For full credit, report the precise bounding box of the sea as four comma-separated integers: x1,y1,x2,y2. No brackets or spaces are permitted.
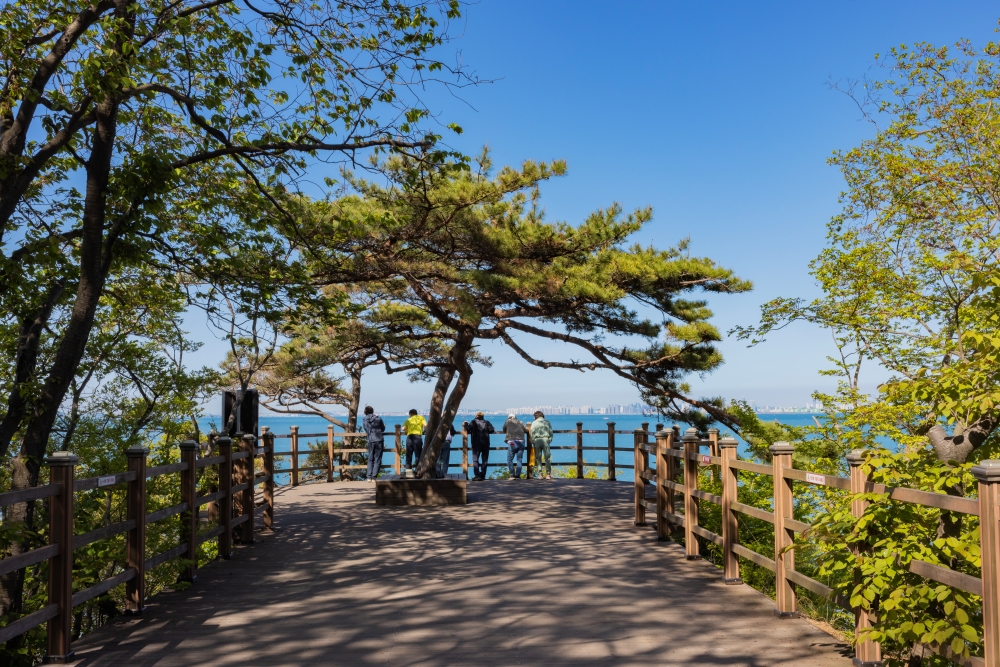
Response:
199,412,821,485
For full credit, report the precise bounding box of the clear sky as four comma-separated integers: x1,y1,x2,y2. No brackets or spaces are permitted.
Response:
189,1,1000,412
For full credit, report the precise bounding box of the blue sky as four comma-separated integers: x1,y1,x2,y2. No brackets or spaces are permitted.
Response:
191,1,1000,411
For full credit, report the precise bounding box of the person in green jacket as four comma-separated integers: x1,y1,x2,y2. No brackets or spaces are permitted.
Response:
529,411,554,480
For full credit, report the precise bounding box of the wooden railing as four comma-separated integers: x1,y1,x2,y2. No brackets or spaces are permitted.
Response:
634,427,1000,667
0,429,277,662
276,421,643,484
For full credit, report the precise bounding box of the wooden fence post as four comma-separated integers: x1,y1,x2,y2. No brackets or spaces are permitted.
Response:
707,428,719,481
682,428,700,559
664,428,677,536
218,435,233,559
394,425,403,475
327,425,335,482
655,429,669,541
847,450,881,665
241,434,255,544
290,426,299,487
262,427,274,530
770,441,796,617
461,429,468,478
973,459,1000,667
576,422,584,479
719,436,741,584
634,430,646,525
45,451,77,663
125,446,148,615
526,430,533,479
180,440,198,581
607,422,616,481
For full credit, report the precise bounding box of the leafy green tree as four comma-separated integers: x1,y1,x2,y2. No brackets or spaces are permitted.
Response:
0,0,466,482
737,33,1000,665
298,151,750,478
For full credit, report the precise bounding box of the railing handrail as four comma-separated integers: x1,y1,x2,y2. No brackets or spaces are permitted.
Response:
634,429,996,667
0,432,276,656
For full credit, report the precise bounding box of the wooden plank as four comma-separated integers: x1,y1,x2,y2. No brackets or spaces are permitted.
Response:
732,501,774,523
232,482,250,494
195,489,226,507
728,459,773,476
0,543,59,578
0,484,60,507
639,470,656,482
662,510,686,527
690,524,724,546
232,451,251,461
146,462,188,478
145,502,189,525
196,524,226,545
732,543,776,572
196,455,226,469
144,543,188,570
781,467,851,490
74,471,137,491
0,604,58,644
641,498,657,511
73,520,135,549
786,517,812,534
253,474,270,486
908,559,983,596
71,568,136,607
664,448,683,459
691,488,722,505
871,485,981,516
662,478,684,493
232,514,250,527
786,568,834,597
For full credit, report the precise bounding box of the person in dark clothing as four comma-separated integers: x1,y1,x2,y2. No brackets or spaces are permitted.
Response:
466,411,495,480
361,406,386,482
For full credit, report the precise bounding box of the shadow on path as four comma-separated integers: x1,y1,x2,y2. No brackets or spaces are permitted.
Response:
70,480,853,666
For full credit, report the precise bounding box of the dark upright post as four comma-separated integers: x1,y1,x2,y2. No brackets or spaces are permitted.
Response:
179,440,198,581
290,426,299,486
633,430,646,526
45,452,77,664
218,435,233,559
262,427,274,530
607,422,616,481
576,422,584,479
241,434,256,544
125,446,148,614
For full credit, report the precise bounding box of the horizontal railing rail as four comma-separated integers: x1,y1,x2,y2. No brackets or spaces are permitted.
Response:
0,429,277,660
274,421,651,484
633,427,999,667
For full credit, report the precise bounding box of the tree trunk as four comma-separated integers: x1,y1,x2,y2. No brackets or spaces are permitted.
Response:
0,278,66,457
1,0,134,639
416,333,473,479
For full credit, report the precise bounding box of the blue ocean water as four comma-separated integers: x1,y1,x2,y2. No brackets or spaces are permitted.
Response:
199,412,826,484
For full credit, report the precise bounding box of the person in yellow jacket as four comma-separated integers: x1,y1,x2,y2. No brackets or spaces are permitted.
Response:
403,409,426,471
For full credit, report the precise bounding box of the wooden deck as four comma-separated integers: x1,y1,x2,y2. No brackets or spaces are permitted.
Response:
68,480,852,666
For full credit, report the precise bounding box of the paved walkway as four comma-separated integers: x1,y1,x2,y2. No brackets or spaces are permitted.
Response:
71,480,852,666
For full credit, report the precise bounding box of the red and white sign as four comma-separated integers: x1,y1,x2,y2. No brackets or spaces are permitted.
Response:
805,473,826,485
701,455,711,465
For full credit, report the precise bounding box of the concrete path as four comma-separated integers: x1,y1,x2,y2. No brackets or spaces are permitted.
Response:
70,480,853,666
